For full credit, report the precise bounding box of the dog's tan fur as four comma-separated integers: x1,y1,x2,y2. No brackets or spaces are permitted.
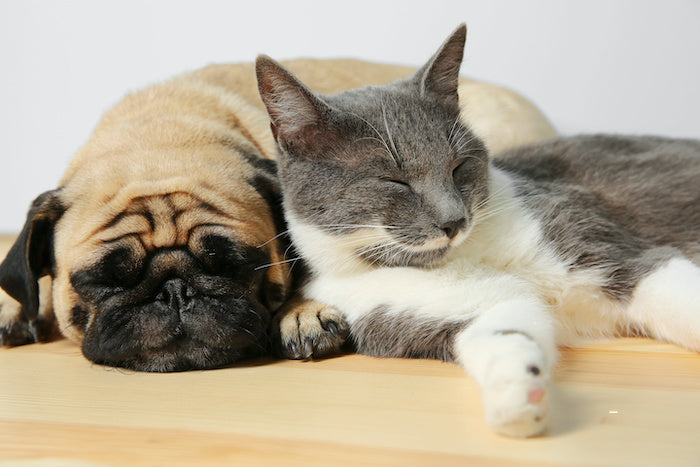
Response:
0,58,555,370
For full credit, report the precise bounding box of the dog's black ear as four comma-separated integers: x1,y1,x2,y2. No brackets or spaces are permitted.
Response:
0,189,65,320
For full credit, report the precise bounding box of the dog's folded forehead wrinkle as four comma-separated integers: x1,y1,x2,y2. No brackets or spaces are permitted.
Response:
87,191,250,249
146,196,178,249
71,175,235,218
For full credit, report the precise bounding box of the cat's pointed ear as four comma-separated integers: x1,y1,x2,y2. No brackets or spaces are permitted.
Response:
256,55,336,157
414,23,466,108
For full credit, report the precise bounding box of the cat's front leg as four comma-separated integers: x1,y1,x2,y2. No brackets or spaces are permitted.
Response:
455,298,557,438
271,296,350,359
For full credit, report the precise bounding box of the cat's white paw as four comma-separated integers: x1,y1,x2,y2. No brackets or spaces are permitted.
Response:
480,333,550,437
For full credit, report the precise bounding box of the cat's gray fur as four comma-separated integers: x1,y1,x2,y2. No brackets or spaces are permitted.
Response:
257,24,700,437
497,135,700,299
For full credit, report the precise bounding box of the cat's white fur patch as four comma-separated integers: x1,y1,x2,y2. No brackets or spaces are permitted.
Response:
286,221,387,275
626,257,700,351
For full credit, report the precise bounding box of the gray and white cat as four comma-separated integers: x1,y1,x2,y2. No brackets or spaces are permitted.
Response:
256,25,700,437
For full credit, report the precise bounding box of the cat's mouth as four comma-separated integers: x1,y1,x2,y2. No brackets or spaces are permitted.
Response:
357,244,449,268
356,228,468,268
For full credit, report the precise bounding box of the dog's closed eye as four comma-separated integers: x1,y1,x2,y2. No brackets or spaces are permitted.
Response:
196,234,268,282
101,246,144,288
198,235,244,273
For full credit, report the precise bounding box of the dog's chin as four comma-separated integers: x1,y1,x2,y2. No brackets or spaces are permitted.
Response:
93,334,262,372
79,295,271,372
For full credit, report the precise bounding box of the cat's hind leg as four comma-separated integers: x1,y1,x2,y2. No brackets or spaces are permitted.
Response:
455,298,557,437
625,256,700,352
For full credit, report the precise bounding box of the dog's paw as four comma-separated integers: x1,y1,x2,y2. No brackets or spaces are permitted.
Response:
272,298,349,359
0,290,55,346
481,334,550,438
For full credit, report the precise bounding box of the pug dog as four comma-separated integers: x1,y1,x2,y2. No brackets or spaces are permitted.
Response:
0,58,556,371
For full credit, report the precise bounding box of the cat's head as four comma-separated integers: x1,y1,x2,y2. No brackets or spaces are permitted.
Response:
256,24,489,269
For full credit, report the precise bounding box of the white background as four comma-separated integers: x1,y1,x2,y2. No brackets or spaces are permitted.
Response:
1,0,699,233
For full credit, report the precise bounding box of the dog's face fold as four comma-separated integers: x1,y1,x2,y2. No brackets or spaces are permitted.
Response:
1,172,290,371
63,190,286,372
70,230,273,372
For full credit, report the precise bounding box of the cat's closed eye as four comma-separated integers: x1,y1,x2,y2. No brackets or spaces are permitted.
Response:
452,156,483,181
381,178,411,190
452,160,470,181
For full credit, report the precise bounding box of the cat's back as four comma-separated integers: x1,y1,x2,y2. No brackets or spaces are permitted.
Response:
493,134,700,258
493,134,700,185
494,135,700,209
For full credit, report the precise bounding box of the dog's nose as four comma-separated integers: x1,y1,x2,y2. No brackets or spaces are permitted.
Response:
156,278,197,310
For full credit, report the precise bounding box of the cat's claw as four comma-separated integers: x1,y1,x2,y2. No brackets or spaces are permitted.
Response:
272,298,350,360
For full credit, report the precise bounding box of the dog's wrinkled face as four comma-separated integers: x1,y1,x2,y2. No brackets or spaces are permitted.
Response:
63,192,283,372
0,145,290,372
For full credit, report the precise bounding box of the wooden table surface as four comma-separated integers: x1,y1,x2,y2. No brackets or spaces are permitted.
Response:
1,236,699,466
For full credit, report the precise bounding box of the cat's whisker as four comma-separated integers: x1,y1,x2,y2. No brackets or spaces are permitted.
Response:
353,136,396,161
388,245,411,268
380,97,401,167
282,241,298,258
357,237,406,267
474,204,515,223
472,185,517,211
454,141,485,159
352,230,446,268
346,110,398,167
327,234,403,258
470,195,520,227
449,125,479,154
357,240,396,256
474,196,516,213
319,223,400,231
447,113,463,146
257,229,291,248
254,257,302,271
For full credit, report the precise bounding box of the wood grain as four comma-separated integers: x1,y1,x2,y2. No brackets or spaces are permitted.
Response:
1,236,699,466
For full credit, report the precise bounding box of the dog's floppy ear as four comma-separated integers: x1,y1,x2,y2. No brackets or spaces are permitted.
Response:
0,189,65,320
